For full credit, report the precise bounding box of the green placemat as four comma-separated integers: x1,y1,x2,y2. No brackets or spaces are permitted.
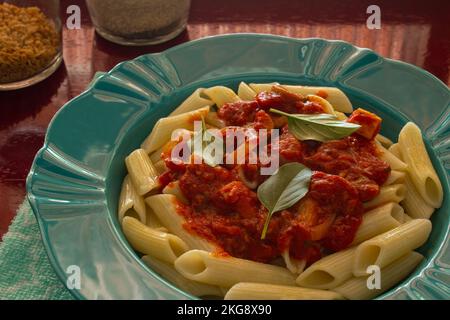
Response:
0,200,74,300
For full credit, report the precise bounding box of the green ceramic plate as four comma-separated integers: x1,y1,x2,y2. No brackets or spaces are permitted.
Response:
27,34,450,300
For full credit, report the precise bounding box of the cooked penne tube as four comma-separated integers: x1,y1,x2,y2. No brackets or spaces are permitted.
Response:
125,149,160,196
306,94,335,115
145,194,215,251
153,159,167,175
353,219,432,276
203,86,240,108
249,82,280,93
388,143,401,158
388,142,435,219
118,175,147,224
145,205,168,231
282,85,353,113
335,111,347,121
149,147,164,164
224,283,344,300
363,184,406,210
122,217,189,264
376,134,394,148
398,122,443,208
377,144,408,171
141,106,209,154
352,203,405,245
384,170,406,186
237,82,257,100
170,88,214,116
402,174,435,219
174,250,296,288
281,251,306,275
163,181,188,204
296,247,356,290
335,252,423,300
142,256,225,298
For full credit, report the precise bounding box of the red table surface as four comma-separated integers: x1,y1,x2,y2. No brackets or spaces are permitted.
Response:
0,0,449,238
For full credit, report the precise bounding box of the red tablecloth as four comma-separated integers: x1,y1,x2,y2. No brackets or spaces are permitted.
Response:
0,0,449,237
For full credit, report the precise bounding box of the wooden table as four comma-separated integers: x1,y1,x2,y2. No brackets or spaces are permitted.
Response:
0,0,449,237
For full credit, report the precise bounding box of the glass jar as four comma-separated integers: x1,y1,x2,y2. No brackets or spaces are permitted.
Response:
0,0,62,91
86,0,191,46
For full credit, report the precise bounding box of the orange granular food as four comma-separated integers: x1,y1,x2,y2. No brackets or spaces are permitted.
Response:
0,2,60,83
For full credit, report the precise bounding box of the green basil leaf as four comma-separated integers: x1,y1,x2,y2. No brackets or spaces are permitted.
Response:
257,163,312,239
270,108,361,142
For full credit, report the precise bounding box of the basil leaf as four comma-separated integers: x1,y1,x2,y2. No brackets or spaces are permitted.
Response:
270,108,360,142
257,163,312,239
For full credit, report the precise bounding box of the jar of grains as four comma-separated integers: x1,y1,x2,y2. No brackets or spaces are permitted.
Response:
0,0,62,90
86,0,191,46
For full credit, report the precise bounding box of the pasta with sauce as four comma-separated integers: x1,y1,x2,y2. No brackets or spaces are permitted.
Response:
118,83,443,300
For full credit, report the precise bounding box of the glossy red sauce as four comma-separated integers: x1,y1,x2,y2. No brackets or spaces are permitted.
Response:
278,127,390,201
160,86,390,265
177,166,362,263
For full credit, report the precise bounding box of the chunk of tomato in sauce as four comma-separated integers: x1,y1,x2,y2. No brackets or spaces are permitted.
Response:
347,108,382,140
302,136,390,201
217,101,259,126
321,214,362,252
256,86,324,114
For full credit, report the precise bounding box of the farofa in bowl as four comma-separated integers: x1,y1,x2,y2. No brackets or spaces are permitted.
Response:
0,2,60,84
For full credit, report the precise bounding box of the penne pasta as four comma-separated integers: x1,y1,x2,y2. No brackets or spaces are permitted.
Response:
163,181,188,204
363,184,406,210
353,219,432,276
282,85,353,113
402,174,435,219
145,194,215,251
398,122,443,208
334,252,423,300
153,159,168,175
142,256,225,298
145,205,168,231
125,149,160,196
376,134,394,148
203,86,240,108
170,88,214,116
377,143,408,171
306,94,336,115
296,247,357,290
388,143,401,158
335,111,347,121
237,82,257,100
141,106,209,154
352,203,405,245
118,175,147,224
281,251,306,275
174,250,296,288
384,170,406,186
149,148,163,164
225,283,344,300
249,82,280,93
122,216,189,264
389,141,435,219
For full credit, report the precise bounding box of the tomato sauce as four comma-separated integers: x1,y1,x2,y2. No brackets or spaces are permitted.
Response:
160,86,390,265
